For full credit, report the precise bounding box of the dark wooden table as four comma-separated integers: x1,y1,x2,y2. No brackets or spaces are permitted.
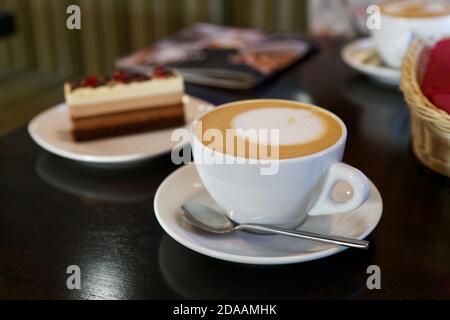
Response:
1,39,449,300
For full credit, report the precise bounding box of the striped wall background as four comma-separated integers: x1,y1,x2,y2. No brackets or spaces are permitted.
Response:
0,0,306,135
0,0,307,76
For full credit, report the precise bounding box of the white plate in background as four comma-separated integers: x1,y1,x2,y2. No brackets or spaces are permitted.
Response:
342,37,400,87
28,95,213,165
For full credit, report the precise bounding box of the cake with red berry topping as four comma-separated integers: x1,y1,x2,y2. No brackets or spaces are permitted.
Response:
64,68,185,141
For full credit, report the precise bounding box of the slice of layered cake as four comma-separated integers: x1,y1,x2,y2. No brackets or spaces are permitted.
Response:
65,68,185,141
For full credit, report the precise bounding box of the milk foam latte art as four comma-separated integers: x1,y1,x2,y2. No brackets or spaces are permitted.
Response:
194,100,342,162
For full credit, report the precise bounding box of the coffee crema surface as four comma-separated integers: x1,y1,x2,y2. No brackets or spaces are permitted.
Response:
195,100,342,159
380,1,450,18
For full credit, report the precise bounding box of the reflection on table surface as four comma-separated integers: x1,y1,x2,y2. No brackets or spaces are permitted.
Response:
158,234,368,299
35,153,155,204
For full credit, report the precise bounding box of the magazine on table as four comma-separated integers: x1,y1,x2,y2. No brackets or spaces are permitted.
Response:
116,23,317,89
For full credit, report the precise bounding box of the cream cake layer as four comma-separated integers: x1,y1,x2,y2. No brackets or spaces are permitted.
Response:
65,74,184,107
68,91,183,118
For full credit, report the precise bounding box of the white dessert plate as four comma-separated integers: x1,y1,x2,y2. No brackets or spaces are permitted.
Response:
28,95,213,164
154,164,383,265
341,37,400,87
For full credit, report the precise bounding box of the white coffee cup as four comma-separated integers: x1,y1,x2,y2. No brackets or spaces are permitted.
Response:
372,0,450,69
191,100,371,228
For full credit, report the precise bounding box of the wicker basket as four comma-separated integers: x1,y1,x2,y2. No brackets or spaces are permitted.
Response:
401,38,450,177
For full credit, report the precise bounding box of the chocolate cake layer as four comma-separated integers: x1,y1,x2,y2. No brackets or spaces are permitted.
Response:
71,103,184,141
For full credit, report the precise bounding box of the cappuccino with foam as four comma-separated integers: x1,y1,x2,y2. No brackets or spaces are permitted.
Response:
194,99,342,160
380,0,450,18
192,99,370,228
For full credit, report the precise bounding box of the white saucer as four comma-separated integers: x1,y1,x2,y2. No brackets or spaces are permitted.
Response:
154,164,383,265
28,95,213,164
341,37,400,87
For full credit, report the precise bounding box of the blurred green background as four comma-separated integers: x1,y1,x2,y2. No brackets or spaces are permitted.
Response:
0,0,307,136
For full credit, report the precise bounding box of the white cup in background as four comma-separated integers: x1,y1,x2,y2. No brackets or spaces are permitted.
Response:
372,0,450,69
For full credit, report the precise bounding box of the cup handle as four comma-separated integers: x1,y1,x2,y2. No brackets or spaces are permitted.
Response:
308,162,370,216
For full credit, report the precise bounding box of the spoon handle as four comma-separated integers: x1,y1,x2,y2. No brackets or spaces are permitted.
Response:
236,224,370,249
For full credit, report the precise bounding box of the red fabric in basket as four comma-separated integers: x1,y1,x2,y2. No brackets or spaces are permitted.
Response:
421,39,450,114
